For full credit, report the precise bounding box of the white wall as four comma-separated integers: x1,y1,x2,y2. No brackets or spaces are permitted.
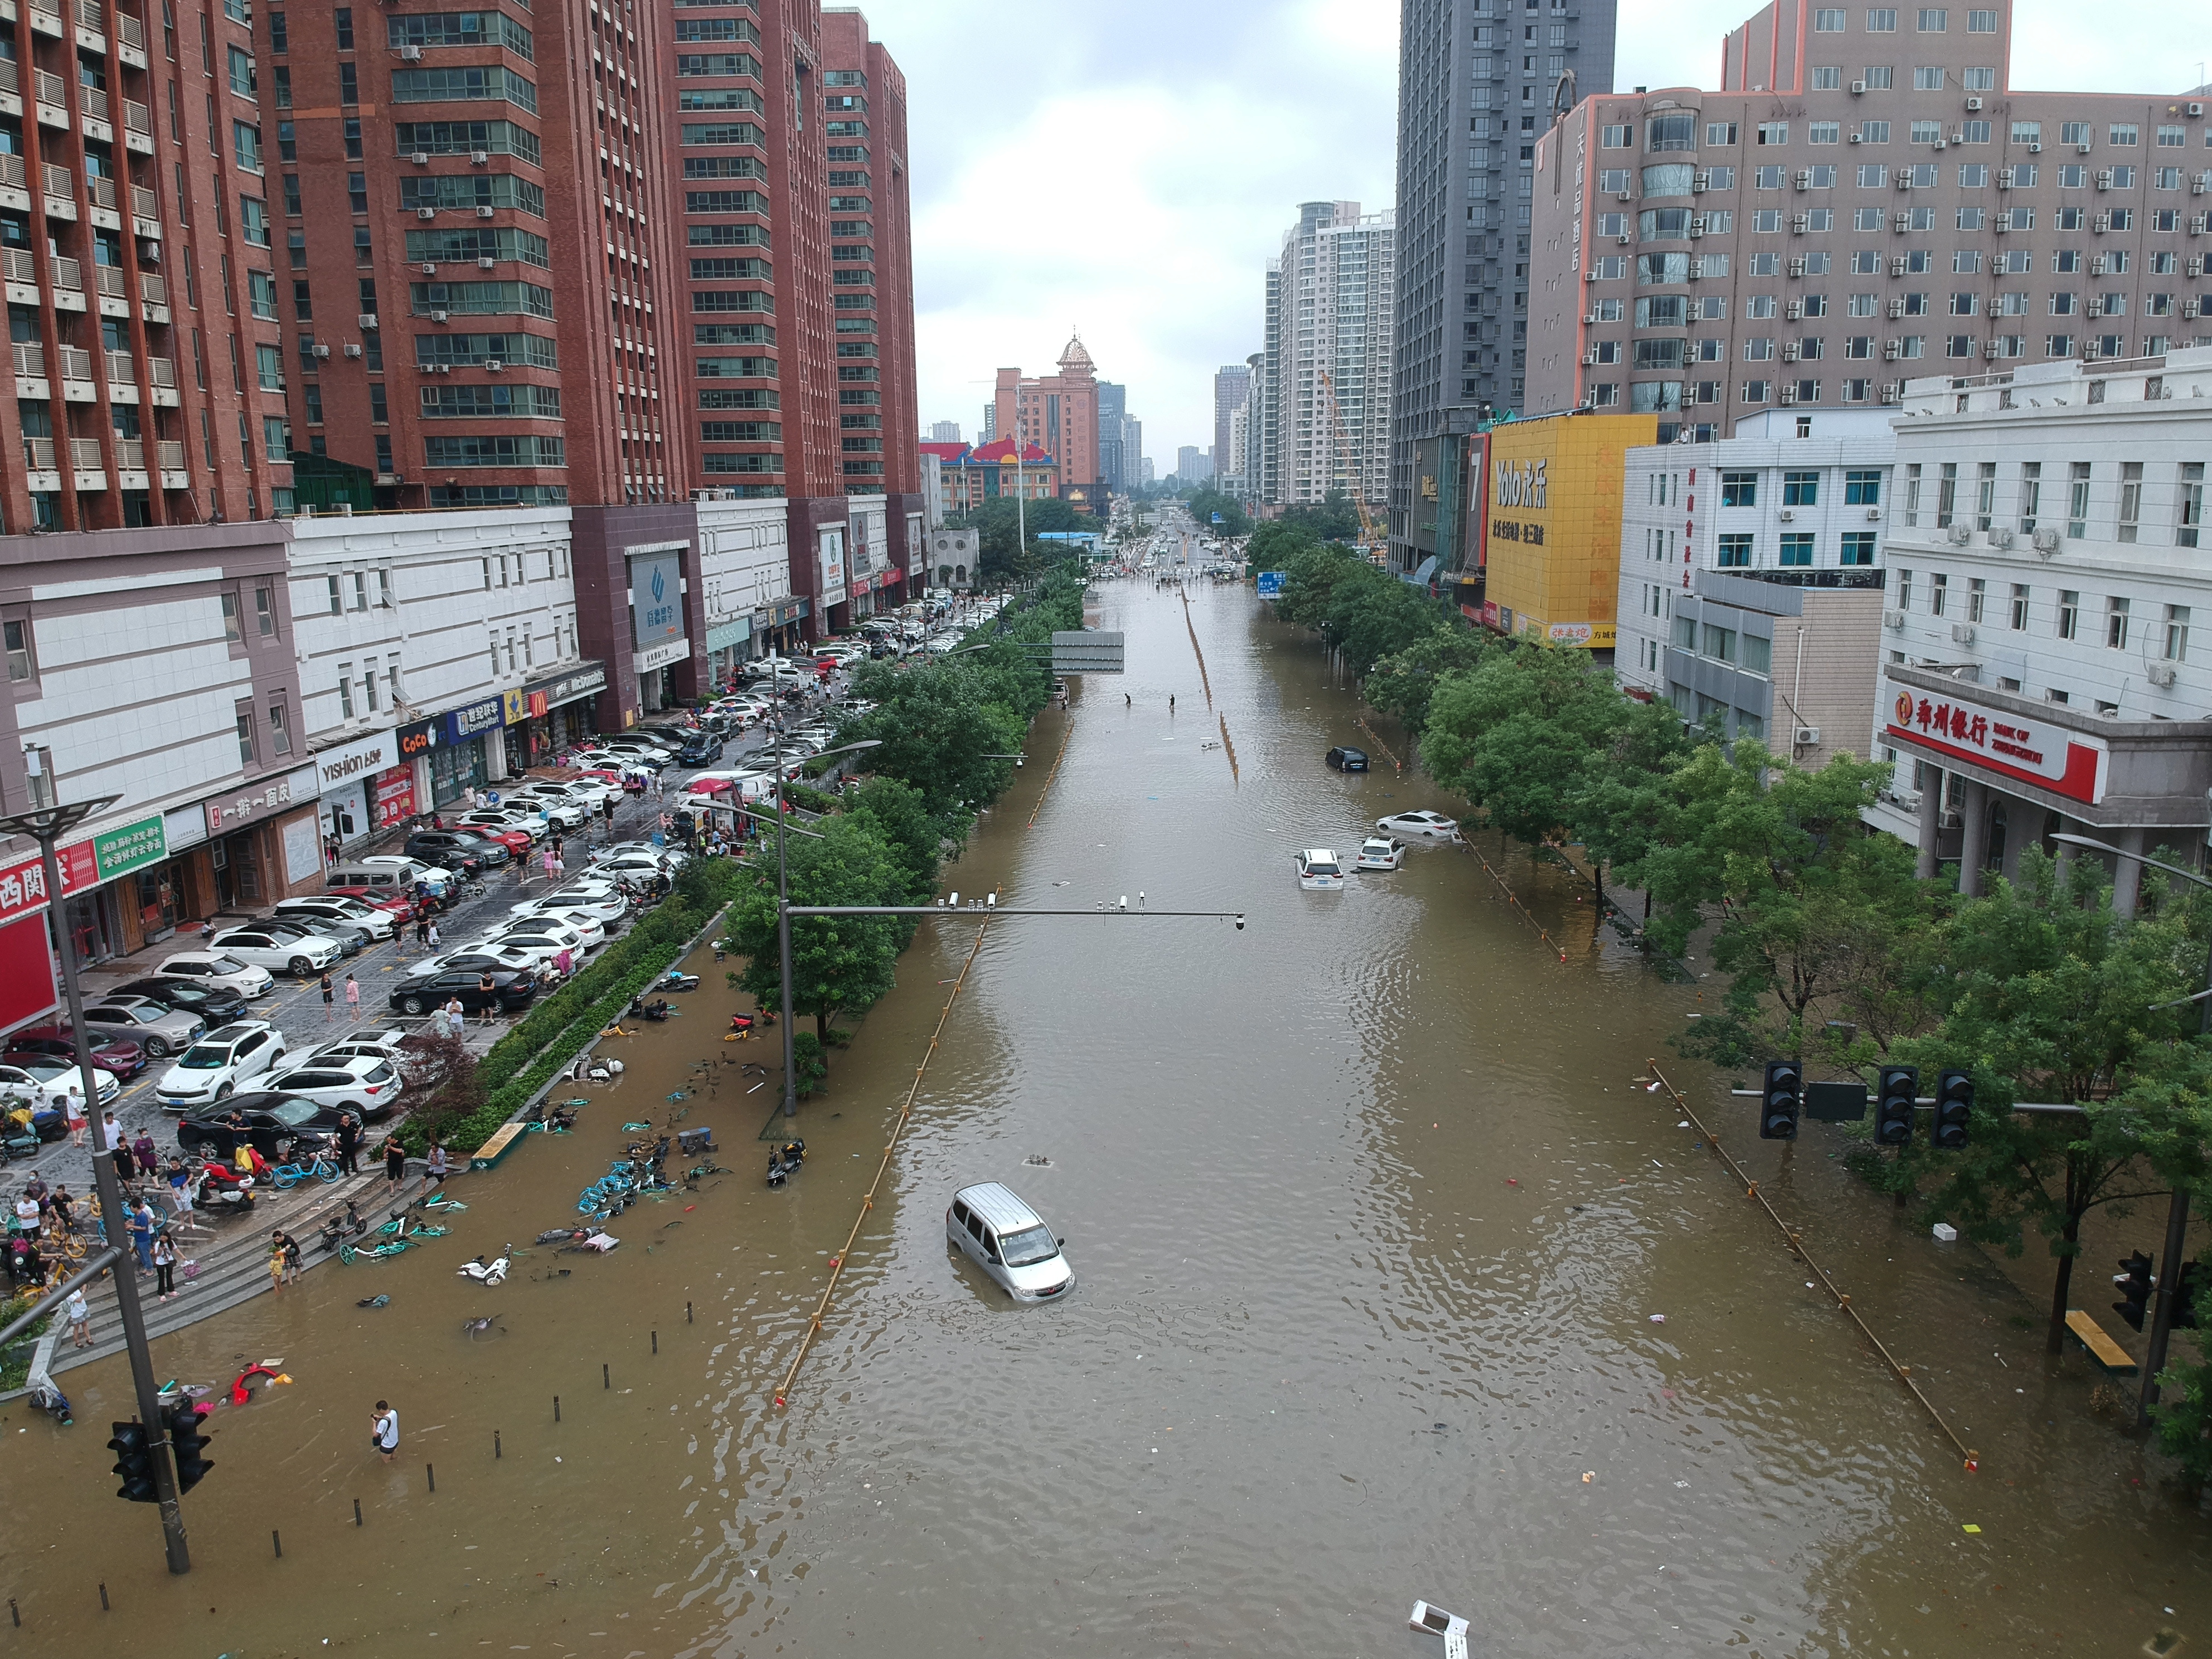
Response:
695,498,790,643
288,509,578,743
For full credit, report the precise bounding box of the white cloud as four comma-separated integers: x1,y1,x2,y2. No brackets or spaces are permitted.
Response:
867,0,2206,462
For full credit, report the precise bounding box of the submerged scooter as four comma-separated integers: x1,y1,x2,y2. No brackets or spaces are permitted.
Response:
457,1245,511,1286
765,1139,806,1189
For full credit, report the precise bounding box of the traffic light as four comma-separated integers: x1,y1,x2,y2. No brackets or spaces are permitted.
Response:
2173,1259,2204,1332
1932,1068,1974,1151
1875,1065,1919,1147
1760,1060,1802,1141
165,1400,213,1492
108,1420,157,1504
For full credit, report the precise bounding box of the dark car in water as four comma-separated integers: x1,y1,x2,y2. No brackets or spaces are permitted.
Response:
1326,746,1369,773
387,967,539,1017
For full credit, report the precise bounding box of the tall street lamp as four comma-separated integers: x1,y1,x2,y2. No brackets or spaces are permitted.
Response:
2050,830,2210,1433
0,790,192,1574
756,730,880,1117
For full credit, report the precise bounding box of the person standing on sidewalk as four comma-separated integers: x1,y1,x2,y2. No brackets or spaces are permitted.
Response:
477,971,499,1026
425,1140,449,1189
101,1112,132,1187
320,970,336,1022
444,994,465,1035
334,1112,363,1176
64,1084,88,1149
65,1286,91,1350
385,1136,407,1192
125,1197,156,1272
345,973,361,1022
412,910,430,954
151,1231,178,1301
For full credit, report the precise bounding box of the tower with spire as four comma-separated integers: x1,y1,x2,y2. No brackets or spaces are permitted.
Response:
991,335,1104,499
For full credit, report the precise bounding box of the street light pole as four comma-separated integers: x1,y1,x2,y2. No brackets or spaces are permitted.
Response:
2050,831,2209,1433
0,793,191,1574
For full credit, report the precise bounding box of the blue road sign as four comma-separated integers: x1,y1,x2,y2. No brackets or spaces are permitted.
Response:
1256,570,1286,599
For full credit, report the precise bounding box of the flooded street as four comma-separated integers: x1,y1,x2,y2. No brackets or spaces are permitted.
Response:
4,578,2208,1656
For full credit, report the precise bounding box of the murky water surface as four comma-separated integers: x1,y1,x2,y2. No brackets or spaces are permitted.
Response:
3,581,2206,1656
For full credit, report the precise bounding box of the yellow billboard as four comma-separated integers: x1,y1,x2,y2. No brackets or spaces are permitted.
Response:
1477,414,1658,652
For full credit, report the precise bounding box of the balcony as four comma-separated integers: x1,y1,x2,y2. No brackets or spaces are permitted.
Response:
12,340,46,395
85,171,119,228
0,59,19,118
156,438,186,485
122,97,151,153
70,436,107,486
43,162,76,220
129,183,159,236
105,346,137,399
0,152,25,213
0,245,33,305
21,436,57,474
27,1,63,39
80,84,108,123
47,252,85,311
139,269,168,322
34,68,67,130
147,353,176,404
56,345,94,400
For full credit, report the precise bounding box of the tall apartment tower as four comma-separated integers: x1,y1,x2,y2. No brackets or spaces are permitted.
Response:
0,0,303,533
1526,0,2212,434
1212,361,1250,486
993,338,1100,486
1259,201,1396,508
1097,380,1127,493
1239,350,1266,501
929,419,962,443
261,0,684,511
820,8,918,507
1386,0,1619,569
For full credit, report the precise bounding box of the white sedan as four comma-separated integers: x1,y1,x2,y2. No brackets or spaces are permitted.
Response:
514,889,629,925
208,925,345,976
502,909,608,951
1375,811,1461,841
0,1056,122,1110
156,951,275,1000
481,915,594,957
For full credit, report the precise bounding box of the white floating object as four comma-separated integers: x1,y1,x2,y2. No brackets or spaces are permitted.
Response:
1409,1601,1471,1659
1932,1222,1959,1243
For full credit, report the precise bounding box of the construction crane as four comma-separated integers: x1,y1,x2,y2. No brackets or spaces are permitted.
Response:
1317,367,1384,557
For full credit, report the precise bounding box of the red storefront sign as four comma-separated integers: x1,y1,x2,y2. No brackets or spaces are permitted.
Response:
0,840,99,925
373,764,418,830
1882,682,2109,805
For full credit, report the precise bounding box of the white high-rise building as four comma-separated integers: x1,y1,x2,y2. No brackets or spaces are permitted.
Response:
1260,201,1396,508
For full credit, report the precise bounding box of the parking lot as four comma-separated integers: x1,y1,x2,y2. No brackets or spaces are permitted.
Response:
1,658,877,1199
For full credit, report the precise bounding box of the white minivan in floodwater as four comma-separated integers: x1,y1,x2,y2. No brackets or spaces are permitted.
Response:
1296,848,1347,890
945,1183,1074,1302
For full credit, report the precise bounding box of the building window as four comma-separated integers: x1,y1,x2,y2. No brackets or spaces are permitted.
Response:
269,701,292,755
1929,572,1948,615
220,591,243,642
2057,589,2079,640
1779,533,1815,566
1935,460,1958,527
1966,577,1987,623
1843,469,1881,505
2180,463,2206,549
235,711,256,767
1975,460,1996,530
1782,469,1820,506
1721,470,1758,507
1718,533,1753,566
1895,567,1914,609
1840,532,1876,565
2010,584,2029,630
2018,461,2042,531
3,619,34,682
2067,461,2091,537
2114,461,2144,544
2164,605,2190,662
2107,596,2131,649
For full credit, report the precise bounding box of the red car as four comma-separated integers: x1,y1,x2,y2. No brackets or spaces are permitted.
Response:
5,1026,147,1080
322,886,416,918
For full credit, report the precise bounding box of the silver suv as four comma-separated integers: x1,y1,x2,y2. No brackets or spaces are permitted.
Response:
945,1183,1074,1301
77,995,206,1060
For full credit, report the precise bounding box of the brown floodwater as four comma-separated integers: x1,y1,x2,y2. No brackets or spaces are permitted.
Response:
3,579,2208,1657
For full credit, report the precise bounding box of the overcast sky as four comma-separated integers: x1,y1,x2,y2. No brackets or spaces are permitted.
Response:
853,0,2205,463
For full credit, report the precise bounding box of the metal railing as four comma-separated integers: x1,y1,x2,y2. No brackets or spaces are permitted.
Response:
156,439,184,470
147,355,174,386
129,183,158,220
21,437,55,470
11,342,45,379
69,436,104,469
42,163,73,201
1,246,34,284
0,61,18,98
124,98,151,135
139,271,166,305
118,12,146,50
76,0,106,27
0,154,24,192
85,173,115,209
115,437,143,468
48,254,82,292
80,85,108,123
56,345,93,381
95,264,124,297
35,69,67,108
105,347,135,383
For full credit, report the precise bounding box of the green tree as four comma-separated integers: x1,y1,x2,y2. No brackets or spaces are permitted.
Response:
1422,644,1635,847
845,775,946,903
1364,627,1495,733
1900,853,2209,1353
1184,488,1252,537
725,814,909,1045
846,659,1026,818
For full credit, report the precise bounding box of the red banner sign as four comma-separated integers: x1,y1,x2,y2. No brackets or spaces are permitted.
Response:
0,841,98,926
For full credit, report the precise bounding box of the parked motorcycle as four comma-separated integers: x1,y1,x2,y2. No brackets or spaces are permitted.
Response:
192,1163,256,1213
765,1139,806,1189
457,1245,511,1286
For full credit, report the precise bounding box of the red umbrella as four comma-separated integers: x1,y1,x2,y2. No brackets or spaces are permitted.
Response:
688,777,735,795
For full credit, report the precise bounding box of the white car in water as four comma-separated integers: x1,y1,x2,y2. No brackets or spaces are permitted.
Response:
1375,811,1461,841
1355,836,1406,871
1295,849,1347,891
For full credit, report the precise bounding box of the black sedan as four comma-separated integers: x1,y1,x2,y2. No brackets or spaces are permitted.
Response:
109,977,250,1026
387,967,539,1017
404,830,512,875
174,1092,345,1161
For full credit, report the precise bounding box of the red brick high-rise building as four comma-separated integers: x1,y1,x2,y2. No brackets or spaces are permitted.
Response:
0,0,299,533
261,0,686,511
994,339,1102,489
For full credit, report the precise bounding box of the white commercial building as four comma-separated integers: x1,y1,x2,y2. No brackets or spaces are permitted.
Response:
1870,346,2212,913
288,509,591,840
695,498,791,688
1617,410,1893,769
1259,201,1397,509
